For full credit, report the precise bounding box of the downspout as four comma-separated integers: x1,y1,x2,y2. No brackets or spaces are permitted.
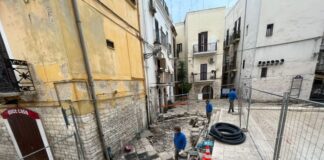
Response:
71,0,109,159
237,0,248,92
138,0,150,128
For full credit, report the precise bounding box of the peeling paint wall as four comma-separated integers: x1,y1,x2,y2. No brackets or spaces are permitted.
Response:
0,0,146,159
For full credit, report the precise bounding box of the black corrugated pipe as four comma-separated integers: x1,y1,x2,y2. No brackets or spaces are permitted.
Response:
71,0,109,159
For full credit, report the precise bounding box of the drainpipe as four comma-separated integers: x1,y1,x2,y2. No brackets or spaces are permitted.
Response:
137,0,150,128
72,0,109,159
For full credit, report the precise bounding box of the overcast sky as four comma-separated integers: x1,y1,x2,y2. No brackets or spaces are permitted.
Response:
164,0,237,23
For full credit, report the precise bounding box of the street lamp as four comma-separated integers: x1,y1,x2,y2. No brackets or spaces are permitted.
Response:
144,41,162,59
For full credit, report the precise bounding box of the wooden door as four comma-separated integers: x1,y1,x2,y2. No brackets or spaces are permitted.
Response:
200,64,207,80
2,108,49,160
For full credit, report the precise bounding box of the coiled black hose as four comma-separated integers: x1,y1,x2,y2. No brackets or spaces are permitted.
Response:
209,122,246,145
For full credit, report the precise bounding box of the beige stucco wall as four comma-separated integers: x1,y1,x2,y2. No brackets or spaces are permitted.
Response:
0,0,145,114
0,0,146,159
176,7,225,98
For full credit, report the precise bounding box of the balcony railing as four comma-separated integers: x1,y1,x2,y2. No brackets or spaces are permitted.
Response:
0,59,35,93
229,30,241,44
192,72,217,82
157,72,171,84
223,39,229,50
316,64,324,73
193,42,217,55
223,62,237,72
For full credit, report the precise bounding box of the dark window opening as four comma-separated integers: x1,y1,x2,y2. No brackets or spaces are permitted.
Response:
0,33,19,92
243,60,245,69
266,24,274,37
238,17,241,33
155,20,160,43
261,67,268,78
106,39,114,49
234,21,237,34
198,32,208,52
177,43,182,53
246,25,249,36
173,38,177,58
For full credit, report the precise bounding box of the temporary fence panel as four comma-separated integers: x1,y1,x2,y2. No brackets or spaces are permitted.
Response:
278,96,324,160
240,86,324,160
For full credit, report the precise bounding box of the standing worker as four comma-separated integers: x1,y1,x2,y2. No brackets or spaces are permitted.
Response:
205,100,213,123
173,126,187,160
228,88,238,113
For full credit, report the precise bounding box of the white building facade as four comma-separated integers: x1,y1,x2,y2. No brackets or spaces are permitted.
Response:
175,8,225,99
139,0,176,122
222,0,324,101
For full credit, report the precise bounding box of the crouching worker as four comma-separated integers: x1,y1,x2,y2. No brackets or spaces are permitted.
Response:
173,126,187,160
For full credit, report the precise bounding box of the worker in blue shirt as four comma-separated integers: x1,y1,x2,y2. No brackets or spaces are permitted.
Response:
205,100,213,123
173,126,187,160
228,88,238,113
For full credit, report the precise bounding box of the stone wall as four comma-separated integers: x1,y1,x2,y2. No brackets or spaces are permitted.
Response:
0,117,18,160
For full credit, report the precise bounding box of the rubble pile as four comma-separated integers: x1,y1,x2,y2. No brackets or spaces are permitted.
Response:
148,112,207,153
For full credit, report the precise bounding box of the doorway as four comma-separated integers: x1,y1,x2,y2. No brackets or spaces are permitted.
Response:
202,85,213,100
1,108,53,160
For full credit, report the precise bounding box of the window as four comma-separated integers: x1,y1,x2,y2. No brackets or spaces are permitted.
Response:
155,20,160,42
161,29,167,47
173,38,177,58
261,67,268,78
242,60,245,69
200,64,207,80
234,21,237,34
198,32,208,52
238,17,241,33
266,24,274,37
106,39,114,49
177,43,182,53
246,25,249,36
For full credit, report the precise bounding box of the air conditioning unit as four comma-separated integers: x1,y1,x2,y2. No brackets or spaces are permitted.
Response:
209,58,215,64
149,0,157,15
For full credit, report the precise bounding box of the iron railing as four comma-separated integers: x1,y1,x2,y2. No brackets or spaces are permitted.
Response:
191,72,216,82
223,62,236,72
223,39,230,49
0,59,35,93
193,42,217,54
9,59,35,92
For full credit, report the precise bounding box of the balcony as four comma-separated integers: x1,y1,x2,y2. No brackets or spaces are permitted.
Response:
223,39,229,50
316,52,324,74
192,72,217,82
0,59,35,96
316,64,324,74
157,72,171,84
223,62,237,72
193,42,217,56
230,30,241,44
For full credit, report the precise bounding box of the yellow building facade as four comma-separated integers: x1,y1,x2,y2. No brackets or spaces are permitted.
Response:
0,0,146,159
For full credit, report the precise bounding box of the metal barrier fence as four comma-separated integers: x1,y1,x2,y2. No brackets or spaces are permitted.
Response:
239,86,324,160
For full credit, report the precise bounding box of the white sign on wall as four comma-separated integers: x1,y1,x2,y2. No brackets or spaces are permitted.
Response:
198,93,203,100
